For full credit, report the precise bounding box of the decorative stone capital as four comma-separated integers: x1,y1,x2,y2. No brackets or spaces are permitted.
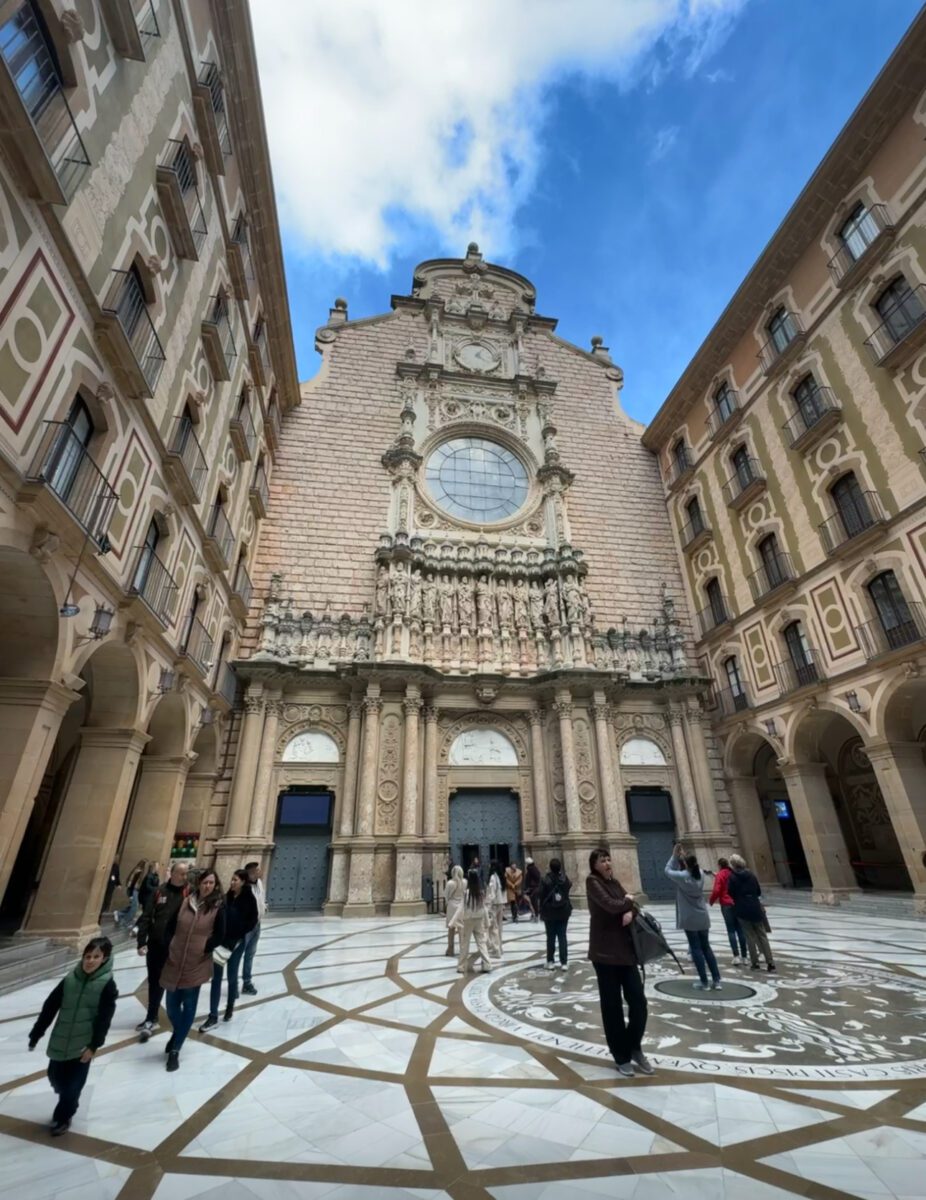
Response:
667,707,685,728
589,704,611,724
423,705,439,724
244,695,265,716
528,708,546,727
347,702,363,722
553,700,573,720
363,697,383,715
403,697,423,716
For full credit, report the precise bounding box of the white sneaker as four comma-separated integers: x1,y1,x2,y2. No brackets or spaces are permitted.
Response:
710,980,723,991
693,981,709,990
556,962,568,971
545,962,556,971
731,956,741,967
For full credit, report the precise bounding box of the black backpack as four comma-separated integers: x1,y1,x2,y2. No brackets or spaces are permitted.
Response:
630,909,684,976
541,874,572,919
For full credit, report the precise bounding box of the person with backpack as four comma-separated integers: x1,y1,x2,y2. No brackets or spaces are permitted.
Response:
28,936,118,1136
665,844,722,991
113,858,148,929
485,859,505,961
710,856,748,965
454,868,492,975
539,858,572,969
160,869,225,1071
727,854,776,972
444,864,465,956
135,860,190,1041
199,868,259,1032
586,847,653,1078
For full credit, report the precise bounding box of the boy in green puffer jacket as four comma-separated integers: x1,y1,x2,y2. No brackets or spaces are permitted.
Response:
28,936,119,1136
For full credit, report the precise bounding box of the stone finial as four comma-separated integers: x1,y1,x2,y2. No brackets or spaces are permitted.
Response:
328,297,348,325
590,335,612,363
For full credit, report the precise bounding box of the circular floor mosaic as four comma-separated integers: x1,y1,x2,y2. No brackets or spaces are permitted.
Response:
464,954,926,1080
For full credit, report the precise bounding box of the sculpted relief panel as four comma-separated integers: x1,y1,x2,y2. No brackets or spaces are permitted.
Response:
449,729,519,767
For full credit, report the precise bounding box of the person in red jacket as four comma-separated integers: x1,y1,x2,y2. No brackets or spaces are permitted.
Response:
709,857,747,965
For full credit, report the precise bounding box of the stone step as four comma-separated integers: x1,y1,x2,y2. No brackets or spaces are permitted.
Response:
0,941,74,995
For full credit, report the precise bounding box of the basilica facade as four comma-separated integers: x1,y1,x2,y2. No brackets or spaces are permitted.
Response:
213,246,734,913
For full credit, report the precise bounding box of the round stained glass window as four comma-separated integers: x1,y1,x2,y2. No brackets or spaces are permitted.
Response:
425,437,529,523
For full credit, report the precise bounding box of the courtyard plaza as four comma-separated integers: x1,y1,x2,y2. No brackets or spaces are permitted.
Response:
0,900,925,1199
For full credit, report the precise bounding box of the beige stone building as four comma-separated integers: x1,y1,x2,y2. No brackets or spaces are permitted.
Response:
643,14,926,907
217,244,734,915
0,0,297,941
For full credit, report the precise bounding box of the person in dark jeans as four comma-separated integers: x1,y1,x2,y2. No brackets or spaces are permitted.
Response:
241,861,265,995
524,857,542,921
200,869,259,1031
539,858,572,969
665,844,721,990
135,860,190,1041
586,847,653,1078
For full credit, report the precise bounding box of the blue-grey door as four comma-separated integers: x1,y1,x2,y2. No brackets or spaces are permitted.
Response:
626,787,676,903
449,789,521,874
267,790,332,911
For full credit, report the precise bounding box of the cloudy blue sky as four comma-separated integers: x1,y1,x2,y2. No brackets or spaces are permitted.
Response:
251,0,923,424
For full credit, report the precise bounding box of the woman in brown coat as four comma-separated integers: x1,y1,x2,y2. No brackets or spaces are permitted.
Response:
160,869,225,1072
504,863,523,922
586,847,653,1079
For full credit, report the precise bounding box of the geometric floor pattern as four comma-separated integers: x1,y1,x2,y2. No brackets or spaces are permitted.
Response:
1,901,926,1198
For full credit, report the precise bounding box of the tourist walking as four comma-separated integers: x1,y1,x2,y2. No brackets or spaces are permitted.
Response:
524,857,542,921
199,869,259,1031
137,861,161,916
666,844,722,991
710,856,747,965
539,858,572,969
444,864,465,955
135,860,190,1041
586,847,652,1077
505,862,523,922
160,869,225,1071
28,937,118,1136
728,854,776,972
241,861,265,995
455,868,492,975
114,858,148,928
485,860,505,961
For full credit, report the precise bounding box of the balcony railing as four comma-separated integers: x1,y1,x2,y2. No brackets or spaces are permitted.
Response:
864,283,926,367
229,398,257,461
204,503,234,568
748,552,795,603
180,613,214,675
680,514,711,552
707,392,741,438
759,312,806,374
265,400,282,454
194,61,231,175
129,546,178,625
696,595,732,639
819,490,887,554
781,386,842,450
215,660,239,707
0,1,90,203
156,139,207,259
714,683,752,717
100,268,166,396
856,602,926,660
249,323,272,386
230,558,253,619
666,446,693,488
99,0,160,61
827,205,894,287
773,649,821,695
722,457,766,508
165,416,207,503
201,294,236,381
249,464,269,518
228,215,254,298
27,422,118,546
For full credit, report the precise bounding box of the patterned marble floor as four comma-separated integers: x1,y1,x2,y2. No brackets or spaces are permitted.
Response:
1,902,926,1199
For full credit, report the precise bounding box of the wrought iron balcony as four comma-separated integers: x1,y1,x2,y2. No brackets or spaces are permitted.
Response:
193,61,231,175
27,422,118,546
228,215,254,299
180,613,214,675
722,457,766,509
0,1,90,203
265,398,282,454
666,445,693,489
98,268,165,397
156,139,207,259
748,552,796,603
229,397,257,462
230,558,253,620
713,683,752,717
680,514,711,553
249,464,269,518
758,311,806,375
164,416,207,504
827,204,895,288
129,546,178,625
707,391,741,439
856,602,926,660
201,294,236,381
249,322,272,387
696,595,733,639
215,660,239,708
99,0,160,62
203,503,234,571
773,649,821,696
781,386,842,451
864,283,926,368
819,490,887,554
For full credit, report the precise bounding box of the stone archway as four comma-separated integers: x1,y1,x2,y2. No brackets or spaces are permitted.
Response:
723,729,781,886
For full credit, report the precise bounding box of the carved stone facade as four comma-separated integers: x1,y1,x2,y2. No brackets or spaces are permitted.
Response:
220,247,734,913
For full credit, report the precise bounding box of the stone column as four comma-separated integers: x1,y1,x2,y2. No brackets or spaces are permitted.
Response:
344,684,381,915
224,686,266,837
250,693,282,843
668,705,702,834
779,761,857,903
338,701,363,837
528,708,551,837
0,680,81,903
422,705,439,838
26,727,150,942
864,740,926,906
683,702,724,833
591,693,623,834
120,753,196,874
726,774,776,884
392,685,426,914
554,689,582,833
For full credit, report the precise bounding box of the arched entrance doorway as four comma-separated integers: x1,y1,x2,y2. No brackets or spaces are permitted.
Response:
267,730,338,911
445,728,523,874
753,743,810,888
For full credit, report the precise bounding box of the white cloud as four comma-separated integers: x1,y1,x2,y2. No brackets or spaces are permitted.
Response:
649,124,680,162
250,0,746,267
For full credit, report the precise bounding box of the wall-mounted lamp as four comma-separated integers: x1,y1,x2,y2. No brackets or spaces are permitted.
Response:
155,667,176,695
763,719,777,737
846,690,864,714
198,705,214,727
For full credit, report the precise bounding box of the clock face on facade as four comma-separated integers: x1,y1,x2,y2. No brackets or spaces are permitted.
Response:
455,342,500,373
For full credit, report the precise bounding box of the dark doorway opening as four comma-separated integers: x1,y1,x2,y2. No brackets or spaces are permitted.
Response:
626,786,676,902
267,789,333,911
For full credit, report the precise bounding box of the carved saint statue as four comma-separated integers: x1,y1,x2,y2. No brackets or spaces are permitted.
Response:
374,565,390,617
389,565,408,617
476,575,494,628
543,577,561,626
528,580,545,629
422,572,438,624
513,578,531,628
438,574,456,628
457,574,475,628
563,574,584,626
408,569,422,619
496,580,513,627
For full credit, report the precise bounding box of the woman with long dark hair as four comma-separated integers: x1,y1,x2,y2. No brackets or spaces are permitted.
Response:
114,859,148,929
666,843,721,990
485,859,505,962
199,868,258,1032
455,868,492,975
160,868,225,1071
